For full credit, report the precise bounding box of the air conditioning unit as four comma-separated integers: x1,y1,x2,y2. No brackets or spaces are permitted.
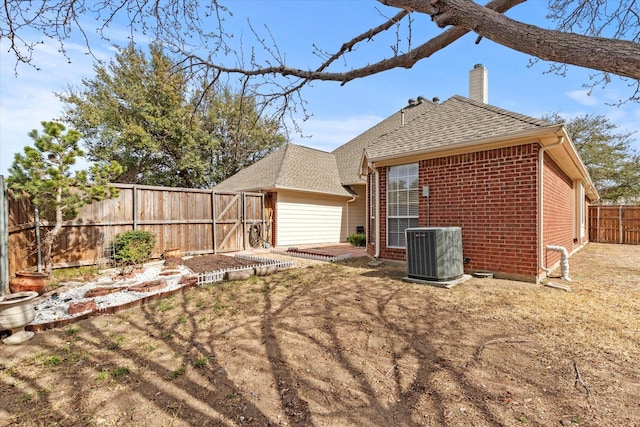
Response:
405,227,463,281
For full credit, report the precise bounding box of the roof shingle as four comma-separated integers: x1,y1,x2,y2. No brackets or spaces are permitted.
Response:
214,144,352,197
366,96,553,160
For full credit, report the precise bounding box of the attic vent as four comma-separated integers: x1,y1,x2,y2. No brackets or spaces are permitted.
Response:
406,227,464,281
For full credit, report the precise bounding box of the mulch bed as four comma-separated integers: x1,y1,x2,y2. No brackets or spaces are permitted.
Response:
182,254,266,274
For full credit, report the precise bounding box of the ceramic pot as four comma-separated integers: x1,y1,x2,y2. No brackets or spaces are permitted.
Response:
0,291,38,345
9,271,49,295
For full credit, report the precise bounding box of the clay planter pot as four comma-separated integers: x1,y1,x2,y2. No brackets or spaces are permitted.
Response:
0,291,38,345
9,271,49,295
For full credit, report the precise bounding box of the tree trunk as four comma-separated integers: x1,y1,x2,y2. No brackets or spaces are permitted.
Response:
42,188,64,276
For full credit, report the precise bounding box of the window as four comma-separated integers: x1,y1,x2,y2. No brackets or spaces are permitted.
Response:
387,163,419,247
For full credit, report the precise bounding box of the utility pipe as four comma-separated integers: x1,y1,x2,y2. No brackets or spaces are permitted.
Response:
537,136,565,281
546,245,571,281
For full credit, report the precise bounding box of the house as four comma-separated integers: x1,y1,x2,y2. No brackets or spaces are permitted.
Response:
216,65,598,282
213,143,366,246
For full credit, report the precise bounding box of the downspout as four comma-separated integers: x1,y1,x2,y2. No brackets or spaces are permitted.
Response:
538,136,565,281
375,168,381,258
346,194,357,241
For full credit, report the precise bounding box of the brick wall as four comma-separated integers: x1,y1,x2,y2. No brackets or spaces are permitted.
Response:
542,152,576,269
369,143,541,279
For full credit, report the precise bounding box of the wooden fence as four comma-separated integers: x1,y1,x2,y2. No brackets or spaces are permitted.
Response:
588,205,640,244
3,183,267,277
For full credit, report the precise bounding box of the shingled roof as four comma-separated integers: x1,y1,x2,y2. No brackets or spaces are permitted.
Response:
217,95,567,197
332,97,439,185
365,96,554,161
214,143,353,197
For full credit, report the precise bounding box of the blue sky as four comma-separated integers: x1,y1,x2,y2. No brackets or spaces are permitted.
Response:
1,0,639,177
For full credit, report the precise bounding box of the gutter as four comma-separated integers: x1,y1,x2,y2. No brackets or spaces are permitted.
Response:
538,136,565,281
368,125,565,165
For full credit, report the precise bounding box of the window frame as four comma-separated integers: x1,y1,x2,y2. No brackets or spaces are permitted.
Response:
386,163,419,248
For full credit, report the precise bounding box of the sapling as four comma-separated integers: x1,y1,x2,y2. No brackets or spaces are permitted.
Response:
8,121,122,276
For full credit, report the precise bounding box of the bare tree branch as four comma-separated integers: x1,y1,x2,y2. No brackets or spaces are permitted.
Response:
382,0,640,80
178,0,522,86
2,0,639,109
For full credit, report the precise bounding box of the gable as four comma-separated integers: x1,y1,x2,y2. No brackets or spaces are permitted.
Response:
332,98,439,185
215,143,353,197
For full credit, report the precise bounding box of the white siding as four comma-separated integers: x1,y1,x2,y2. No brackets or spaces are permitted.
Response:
277,192,345,246
341,184,366,240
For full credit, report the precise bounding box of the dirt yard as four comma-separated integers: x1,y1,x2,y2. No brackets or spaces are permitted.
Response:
1,243,639,426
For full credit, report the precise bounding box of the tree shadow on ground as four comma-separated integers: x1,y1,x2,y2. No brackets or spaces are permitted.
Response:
2,254,631,426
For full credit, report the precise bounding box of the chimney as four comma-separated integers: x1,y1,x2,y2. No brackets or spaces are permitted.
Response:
469,64,488,103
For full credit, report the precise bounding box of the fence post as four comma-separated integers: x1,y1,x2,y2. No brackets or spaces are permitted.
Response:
0,176,8,295
619,205,623,244
596,205,600,243
211,190,216,254
132,185,138,230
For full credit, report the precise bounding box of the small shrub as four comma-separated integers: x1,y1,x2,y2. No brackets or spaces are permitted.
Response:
111,230,156,274
347,233,366,247
43,356,61,366
170,366,185,379
193,357,208,368
110,366,130,377
95,370,109,381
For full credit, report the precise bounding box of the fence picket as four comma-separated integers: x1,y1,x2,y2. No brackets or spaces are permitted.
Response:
5,183,265,275
588,205,640,244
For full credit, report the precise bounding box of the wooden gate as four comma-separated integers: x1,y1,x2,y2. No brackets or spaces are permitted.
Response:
213,192,265,252
214,192,242,252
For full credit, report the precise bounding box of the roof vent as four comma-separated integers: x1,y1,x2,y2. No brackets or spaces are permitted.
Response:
408,96,426,107
469,64,488,103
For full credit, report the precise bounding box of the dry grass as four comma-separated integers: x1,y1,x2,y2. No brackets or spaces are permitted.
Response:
1,242,639,426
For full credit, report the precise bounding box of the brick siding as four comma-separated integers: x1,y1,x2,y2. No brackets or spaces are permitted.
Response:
542,152,577,269
369,143,546,279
